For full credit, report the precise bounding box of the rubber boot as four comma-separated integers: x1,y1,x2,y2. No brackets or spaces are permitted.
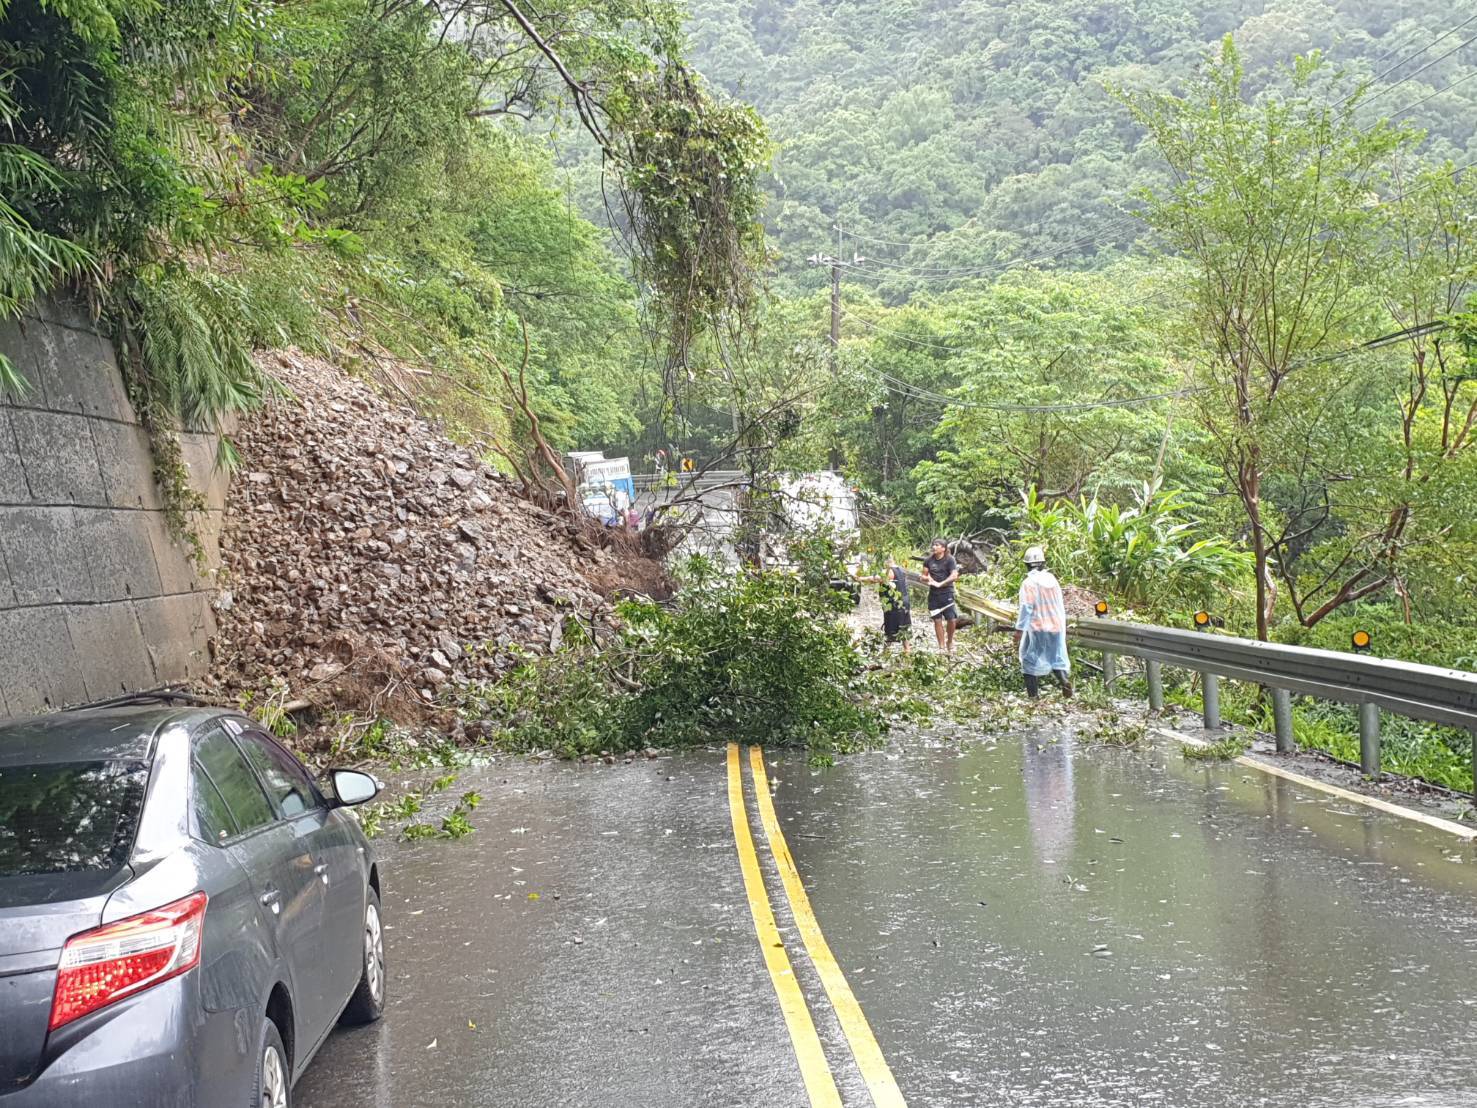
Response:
1053,669,1074,698
1023,673,1041,699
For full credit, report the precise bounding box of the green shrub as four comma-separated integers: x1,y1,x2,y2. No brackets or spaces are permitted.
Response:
1274,608,1477,671
1013,482,1253,615
465,559,881,758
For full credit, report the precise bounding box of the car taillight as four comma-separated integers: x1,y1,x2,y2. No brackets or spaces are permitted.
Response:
49,892,208,1030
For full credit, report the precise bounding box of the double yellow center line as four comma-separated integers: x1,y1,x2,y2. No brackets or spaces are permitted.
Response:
726,743,907,1107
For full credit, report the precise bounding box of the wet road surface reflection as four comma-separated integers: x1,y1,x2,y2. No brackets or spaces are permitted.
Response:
773,730,1477,1107
295,728,1477,1107
294,750,810,1108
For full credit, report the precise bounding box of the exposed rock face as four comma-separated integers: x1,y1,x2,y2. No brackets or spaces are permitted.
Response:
205,351,614,713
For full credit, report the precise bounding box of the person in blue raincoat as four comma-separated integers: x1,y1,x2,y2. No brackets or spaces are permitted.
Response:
1013,545,1073,698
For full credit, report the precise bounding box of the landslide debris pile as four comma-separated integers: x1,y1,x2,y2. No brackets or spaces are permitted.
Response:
207,351,615,715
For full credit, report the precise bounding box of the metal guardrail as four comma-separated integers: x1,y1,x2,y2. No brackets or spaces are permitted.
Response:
1072,620,1477,733
631,470,747,493
904,573,1477,800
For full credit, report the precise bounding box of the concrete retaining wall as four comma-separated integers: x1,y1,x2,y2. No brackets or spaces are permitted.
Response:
0,299,224,718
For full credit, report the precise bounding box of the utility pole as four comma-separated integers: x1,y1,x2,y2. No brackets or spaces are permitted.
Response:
809,236,863,378
829,260,841,376
810,228,864,469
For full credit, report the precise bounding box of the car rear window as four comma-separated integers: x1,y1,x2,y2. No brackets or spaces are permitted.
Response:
0,761,149,877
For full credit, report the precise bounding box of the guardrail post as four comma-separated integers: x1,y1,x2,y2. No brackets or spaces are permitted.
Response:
1359,703,1381,778
1102,652,1117,691
1271,688,1294,753
1146,660,1163,712
1202,673,1221,731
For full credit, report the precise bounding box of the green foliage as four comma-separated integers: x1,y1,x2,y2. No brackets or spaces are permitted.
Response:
1286,702,1473,793
1273,609,1477,670
0,42,95,393
363,783,480,841
466,559,881,757
0,0,770,479
849,266,1191,530
122,267,275,429
1117,40,1414,637
1081,707,1149,749
242,683,298,740
1013,483,1252,613
1154,670,1473,793
614,60,771,378
855,643,1032,729
664,5,1477,644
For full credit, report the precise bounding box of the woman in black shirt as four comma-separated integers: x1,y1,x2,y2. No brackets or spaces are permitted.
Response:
922,539,959,655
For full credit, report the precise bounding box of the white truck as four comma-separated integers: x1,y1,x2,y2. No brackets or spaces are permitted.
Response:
566,451,634,525
755,471,863,604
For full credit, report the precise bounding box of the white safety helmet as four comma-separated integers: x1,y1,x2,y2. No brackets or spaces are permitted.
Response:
1023,545,1046,566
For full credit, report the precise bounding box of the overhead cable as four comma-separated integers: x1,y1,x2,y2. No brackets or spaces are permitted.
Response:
852,319,1446,416
838,212,1150,279
1358,12,1477,76
1345,13,1477,102
835,287,1173,353
1386,68,1477,120
1354,29,1477,111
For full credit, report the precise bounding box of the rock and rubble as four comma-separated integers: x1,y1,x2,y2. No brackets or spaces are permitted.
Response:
205,350,636,716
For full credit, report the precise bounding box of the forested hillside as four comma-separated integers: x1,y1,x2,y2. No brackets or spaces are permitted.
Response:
687,0,1477,295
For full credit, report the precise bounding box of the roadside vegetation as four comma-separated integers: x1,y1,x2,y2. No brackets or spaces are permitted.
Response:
463,554,882,760
0,0,768,512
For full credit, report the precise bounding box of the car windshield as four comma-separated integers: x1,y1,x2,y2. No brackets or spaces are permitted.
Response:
0,761,149,877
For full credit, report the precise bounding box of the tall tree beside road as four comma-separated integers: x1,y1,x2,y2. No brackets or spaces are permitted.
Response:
1265,164,1477,627
1117,39,1408,639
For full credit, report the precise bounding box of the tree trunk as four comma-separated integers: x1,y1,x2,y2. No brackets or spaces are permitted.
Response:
1239,447,1272,641
1251,526,1270,641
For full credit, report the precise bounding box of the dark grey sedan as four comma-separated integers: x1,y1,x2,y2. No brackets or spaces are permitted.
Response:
0,699,386,1107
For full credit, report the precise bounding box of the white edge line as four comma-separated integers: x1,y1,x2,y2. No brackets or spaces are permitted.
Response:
1151,726,1477,842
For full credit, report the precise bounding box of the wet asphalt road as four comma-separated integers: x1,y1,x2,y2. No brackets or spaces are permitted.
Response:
295,727,1477,1108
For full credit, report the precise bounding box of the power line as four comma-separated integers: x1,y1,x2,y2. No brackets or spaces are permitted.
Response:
1289,320,1447,368
1386,68,1477,121
837,160,1473,380
823,132,1474,420
1354,29,1477,112
1345,12,1477,104
839,311,968,353
836,288,1172,353
876,372,1201,414
853,316,1446,416
1361,13,1477,73
1378,152,1477,203
838,225,959,249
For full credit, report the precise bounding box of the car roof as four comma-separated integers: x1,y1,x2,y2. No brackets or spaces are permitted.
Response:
0,704,225,766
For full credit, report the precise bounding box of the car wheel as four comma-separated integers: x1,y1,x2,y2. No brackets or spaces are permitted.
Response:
340,888,386,1025
253,1019,291,1108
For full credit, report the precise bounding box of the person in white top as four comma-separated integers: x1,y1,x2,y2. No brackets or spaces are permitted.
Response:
1012,546,1073,698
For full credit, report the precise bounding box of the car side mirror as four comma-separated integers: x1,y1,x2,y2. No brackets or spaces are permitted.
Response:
329,769,381,807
